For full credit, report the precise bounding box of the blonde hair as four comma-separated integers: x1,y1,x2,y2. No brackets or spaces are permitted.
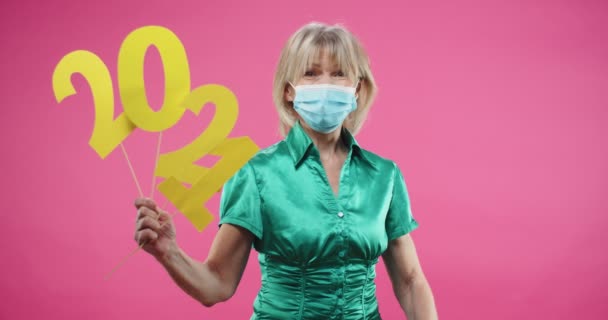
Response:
272,22,378,137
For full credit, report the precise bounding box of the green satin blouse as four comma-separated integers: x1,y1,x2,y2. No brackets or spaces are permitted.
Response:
218,121,419,319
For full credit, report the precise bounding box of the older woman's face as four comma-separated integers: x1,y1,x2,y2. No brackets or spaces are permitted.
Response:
295,52,355,87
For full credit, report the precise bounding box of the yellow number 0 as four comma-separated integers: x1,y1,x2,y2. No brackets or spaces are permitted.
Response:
119,26,190,132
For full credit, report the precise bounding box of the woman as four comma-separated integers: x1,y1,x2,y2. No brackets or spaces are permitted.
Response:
134,22,438,319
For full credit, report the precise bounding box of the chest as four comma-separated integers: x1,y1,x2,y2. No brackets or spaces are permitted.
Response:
256,160,393,261
320,155,347,196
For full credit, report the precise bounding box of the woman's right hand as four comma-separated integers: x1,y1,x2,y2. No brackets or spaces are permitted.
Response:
134,197,177,260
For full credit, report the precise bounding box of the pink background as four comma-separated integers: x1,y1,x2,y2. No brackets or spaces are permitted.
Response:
1,0,607,319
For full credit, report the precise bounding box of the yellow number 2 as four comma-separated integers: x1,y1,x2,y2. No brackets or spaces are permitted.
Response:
157,84,259,231
52,50,136,159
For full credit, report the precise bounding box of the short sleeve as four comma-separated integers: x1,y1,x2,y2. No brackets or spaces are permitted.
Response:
218,162,263,240
385,163,419,240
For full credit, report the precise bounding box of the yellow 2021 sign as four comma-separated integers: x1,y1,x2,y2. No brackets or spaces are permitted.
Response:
52,26,259,231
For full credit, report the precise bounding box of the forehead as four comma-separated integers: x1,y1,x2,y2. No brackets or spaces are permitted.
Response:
287,28,361,81
308,52,340,68
300,45,354,72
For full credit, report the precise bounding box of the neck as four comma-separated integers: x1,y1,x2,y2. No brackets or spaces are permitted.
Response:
299,122,346,160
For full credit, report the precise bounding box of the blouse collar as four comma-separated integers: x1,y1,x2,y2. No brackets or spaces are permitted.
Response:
285,120,374,168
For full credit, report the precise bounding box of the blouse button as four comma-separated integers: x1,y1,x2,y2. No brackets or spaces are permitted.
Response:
338,252,345,258
337,211,344,218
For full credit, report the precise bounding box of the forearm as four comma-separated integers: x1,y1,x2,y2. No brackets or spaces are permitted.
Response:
156,244,229,307
397,275,438,320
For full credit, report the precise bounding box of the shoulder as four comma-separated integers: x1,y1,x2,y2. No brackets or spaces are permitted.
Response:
357,147,400,173
244,140,292,173
222,141,289,193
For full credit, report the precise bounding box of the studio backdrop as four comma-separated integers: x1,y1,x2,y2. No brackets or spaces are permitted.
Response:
1,0,606,319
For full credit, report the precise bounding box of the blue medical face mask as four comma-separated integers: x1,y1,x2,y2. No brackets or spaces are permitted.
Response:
290,82,358,134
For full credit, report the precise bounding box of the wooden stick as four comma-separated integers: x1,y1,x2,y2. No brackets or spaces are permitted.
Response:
150,132,163,199
120,143,143,197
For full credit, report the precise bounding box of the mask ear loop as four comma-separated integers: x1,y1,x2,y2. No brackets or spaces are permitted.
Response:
287,81,297,100
287,81,299,122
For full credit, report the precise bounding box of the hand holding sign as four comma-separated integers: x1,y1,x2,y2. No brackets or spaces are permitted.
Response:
133,197,177,260
52,25,260,277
